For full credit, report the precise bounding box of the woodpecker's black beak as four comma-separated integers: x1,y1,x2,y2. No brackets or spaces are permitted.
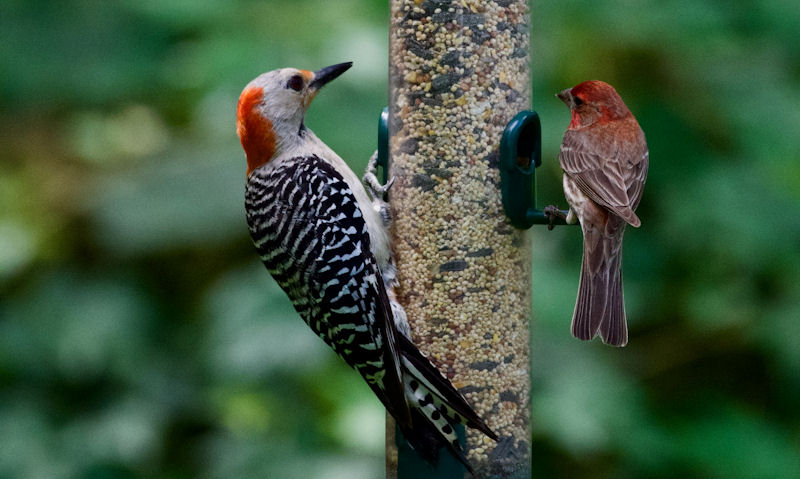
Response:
556,88,573,107
309,62,353,91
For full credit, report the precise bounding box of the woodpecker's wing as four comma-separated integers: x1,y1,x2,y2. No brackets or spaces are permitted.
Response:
559,128,642,227
245,154,411,426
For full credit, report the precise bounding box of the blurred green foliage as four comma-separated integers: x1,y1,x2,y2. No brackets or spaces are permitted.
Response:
1,0,798,477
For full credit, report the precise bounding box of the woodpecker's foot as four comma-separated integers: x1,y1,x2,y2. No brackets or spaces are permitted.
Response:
364,172,394,199
362,151,392,227
363,150,388,199
364,175,394,201
543,205,567,230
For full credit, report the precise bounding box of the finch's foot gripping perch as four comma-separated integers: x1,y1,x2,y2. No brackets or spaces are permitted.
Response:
543,205,569,230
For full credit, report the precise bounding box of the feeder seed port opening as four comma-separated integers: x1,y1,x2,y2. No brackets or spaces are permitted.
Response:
499,110,575,230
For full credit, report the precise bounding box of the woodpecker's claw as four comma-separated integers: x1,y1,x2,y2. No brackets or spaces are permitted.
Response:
543,205,568,231
363,150,393,199
367,177,394,198
383,176,396,192
363,150,393,228
363,151,381,196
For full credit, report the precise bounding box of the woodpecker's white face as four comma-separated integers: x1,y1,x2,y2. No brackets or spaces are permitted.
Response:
237,62,352,175
247,68,313,127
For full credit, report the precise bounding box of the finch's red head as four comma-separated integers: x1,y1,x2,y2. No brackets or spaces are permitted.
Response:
557,80,632,130
236,62,352,176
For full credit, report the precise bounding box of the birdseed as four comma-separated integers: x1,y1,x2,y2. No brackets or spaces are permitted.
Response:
387,0,532,476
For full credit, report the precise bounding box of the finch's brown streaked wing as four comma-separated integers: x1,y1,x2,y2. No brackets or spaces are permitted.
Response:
626,147,649,212
559,131,640,226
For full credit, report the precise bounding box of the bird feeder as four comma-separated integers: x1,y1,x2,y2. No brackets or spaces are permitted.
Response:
385,1,533,477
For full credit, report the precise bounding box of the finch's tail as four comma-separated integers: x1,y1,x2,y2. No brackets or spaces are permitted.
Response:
394,334,498,472
571,218,628,347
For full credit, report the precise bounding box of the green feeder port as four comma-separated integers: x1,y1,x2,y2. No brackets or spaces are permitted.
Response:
499,110,574,230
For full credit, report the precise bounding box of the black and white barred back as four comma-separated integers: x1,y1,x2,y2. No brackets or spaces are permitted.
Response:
246,155,398,386
245,155,496,470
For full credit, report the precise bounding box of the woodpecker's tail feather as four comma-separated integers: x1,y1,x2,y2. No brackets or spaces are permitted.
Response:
399,407,473,473
394,334,497,471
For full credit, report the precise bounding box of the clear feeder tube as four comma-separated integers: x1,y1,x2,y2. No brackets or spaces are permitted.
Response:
387,0,532,477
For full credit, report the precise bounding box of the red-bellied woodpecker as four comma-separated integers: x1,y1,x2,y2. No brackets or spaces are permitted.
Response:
236,62,496,470
546,81,649,347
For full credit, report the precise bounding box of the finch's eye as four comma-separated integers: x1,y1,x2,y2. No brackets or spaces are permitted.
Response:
287,75,304,92
573,95,584,106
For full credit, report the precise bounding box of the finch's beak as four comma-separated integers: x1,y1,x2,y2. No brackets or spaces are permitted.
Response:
556,88,573,108
309,62,353,92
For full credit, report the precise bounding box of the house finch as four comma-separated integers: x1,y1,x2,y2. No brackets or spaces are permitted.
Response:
548,80,648,347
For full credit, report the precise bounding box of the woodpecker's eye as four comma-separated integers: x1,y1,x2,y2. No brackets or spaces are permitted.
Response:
573,95,584,106
287,75,304,92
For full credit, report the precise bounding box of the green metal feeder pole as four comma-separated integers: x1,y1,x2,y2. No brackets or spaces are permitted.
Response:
385,1,533,477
